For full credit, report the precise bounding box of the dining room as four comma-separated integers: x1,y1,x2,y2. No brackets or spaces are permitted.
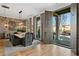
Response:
0,3,77,56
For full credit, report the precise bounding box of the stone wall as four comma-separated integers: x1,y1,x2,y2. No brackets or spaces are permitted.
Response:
0,16,26,39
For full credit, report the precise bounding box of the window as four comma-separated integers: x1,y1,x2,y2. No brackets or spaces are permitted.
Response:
52,8,71,48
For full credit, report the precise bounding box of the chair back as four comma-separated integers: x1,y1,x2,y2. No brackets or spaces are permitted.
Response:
24,32,32,46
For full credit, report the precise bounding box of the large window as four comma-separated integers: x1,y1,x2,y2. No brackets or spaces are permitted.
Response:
52,8,71,48
58,12,71,47
59,13,71,36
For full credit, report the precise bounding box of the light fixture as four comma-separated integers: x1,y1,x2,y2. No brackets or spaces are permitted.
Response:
18,10,24,29
19,22,23,26
1,5,10,9
19,10,23,19
1,5,10,29
4,23,9,28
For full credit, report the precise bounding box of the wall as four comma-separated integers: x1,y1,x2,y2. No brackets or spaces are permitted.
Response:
40,11,53,43
71,3,79,55
0,16,26,39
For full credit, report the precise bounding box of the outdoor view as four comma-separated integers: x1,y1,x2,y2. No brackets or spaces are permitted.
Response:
52,12,71,48
58,12,71,48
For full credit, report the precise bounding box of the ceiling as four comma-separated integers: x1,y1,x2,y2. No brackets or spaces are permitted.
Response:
0,3,71,19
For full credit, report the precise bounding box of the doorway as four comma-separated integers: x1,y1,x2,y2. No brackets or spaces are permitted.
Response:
52,8,71,48
36,17,41,40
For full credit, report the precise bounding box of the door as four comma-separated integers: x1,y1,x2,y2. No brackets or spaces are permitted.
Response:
52,8,71,48
57,12,71,48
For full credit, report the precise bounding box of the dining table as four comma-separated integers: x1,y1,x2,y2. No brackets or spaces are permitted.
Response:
14,32,26,39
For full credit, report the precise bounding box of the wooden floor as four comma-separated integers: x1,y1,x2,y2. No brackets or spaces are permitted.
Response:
0,39,5,56
11,44,75,56
0,39,75,56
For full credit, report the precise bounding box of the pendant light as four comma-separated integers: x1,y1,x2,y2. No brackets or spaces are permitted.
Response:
19,10,22,20
18,10,23,29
